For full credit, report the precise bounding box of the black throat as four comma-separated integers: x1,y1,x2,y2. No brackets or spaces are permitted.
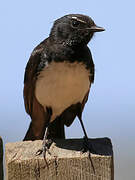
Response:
44,38,93,65
36,37,95,84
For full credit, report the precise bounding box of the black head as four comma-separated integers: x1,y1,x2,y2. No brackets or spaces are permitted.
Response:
50,14,105,47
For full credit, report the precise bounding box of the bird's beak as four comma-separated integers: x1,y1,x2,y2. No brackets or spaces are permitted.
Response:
88,25,105,32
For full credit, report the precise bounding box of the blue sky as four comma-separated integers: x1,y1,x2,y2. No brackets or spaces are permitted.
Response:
0,0,135,179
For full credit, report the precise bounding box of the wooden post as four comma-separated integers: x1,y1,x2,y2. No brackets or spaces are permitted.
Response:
5,138,114,180
0,136,3,180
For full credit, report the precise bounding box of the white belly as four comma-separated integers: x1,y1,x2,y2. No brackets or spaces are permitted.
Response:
35,61,90,122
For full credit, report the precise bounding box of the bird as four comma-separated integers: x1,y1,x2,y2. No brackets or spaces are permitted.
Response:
23,14,105,158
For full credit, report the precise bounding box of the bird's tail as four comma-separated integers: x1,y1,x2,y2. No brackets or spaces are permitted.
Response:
23,122,37,141
23,117,65,141
47,117,65,139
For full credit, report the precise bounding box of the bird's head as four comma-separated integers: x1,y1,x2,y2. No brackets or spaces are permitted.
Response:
50,14,105,47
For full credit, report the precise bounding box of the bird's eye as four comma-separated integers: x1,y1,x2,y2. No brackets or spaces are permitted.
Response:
71,20,80,28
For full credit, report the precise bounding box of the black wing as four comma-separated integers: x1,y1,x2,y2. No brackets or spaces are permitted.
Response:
23,39,66,140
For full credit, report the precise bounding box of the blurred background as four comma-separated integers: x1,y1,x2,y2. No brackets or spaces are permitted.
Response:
0,0,135,179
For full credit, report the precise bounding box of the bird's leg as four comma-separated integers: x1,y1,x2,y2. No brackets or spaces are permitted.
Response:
36,107,53,167
77,102,96,173
42,127,52,155
36,127,52,154
79,117,95,153
78,116,96,173
41,127,53,167
78,116,95,153
77,103,95,153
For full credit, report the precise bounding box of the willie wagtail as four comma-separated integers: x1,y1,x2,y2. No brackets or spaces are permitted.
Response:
23,14,105,159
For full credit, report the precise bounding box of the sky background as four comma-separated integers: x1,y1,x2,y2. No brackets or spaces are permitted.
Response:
0,0,135,179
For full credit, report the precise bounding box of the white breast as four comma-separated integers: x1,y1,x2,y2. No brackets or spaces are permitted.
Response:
35,61,90,122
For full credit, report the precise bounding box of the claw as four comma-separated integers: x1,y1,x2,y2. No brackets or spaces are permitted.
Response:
82,136,96,154
81,137,96,174
36,138,52,168
35,149,43,156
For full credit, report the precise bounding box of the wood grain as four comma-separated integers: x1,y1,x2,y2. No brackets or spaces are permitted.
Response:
5,138,114,180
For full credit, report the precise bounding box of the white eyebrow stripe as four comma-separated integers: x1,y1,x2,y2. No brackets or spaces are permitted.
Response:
71,16,87,24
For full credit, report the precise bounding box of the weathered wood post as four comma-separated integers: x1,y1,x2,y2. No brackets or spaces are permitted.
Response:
5,138,114,180
0,136,3,180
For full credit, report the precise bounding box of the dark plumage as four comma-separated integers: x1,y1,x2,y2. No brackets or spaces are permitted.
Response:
23,14,104,156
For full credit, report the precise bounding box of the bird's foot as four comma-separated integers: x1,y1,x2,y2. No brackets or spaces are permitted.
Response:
36,139,53,167
81,136,96,154
81,136,96,173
